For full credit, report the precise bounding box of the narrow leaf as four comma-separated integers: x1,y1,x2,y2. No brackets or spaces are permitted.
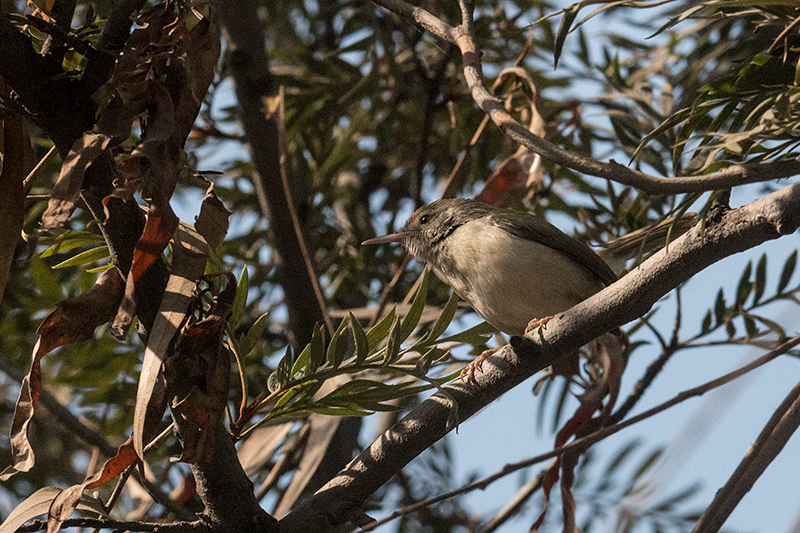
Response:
326,317,350,370
754,254,767,303
735,261,752,306
351,312,369,365
51,245,109,269
239,312,268,356
308,324,326,373
778,250,797,293
382,316,402,365
230,265,249,327
553,4,579,68
714,289,726,327
39,231,105,258
421,291,460,345
437,321,496,345
367,307,396,350
400,269,429,341
700,310,712,334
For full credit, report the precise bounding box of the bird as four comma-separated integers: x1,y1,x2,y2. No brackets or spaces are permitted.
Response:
362,198,622,381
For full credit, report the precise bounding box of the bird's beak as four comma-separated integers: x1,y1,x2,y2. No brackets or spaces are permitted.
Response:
361,231,411,246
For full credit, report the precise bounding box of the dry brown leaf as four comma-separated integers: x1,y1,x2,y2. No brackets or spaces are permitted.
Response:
0,268,125,480
111,203,180,337
47,435,153,532
131,192,230,460
172,18,221,141
475,67,545,208
167,274,235,463
0,487,105,533
532,333,628,532
194,185,231,251
41,94,139,231
131,224,207,459
0,115,35,303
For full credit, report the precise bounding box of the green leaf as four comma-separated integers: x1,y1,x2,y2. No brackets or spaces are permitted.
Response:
274,384,302,409
714,289,726,327
84,264,115,274
230,266,249,327
725,320,736,339
277,346,293,387
437,321,496,345
700,310,712,335
291,343,311,377
382,316,402,365
351,312,369,365
51,245,109,269
553,4,579,68
743,314,758,339
400,269,429,342
326,317,350,370
415,346,449,375
39,230,105,258
778,250,797,293
421,291,460,345
239,312,268,356
367,307,396,350
735,261,752,306
305,406,372,417
308,324,326,373
754,254,767,304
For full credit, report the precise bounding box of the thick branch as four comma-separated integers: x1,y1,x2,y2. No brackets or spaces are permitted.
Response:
277,180,800,531
184,421,277,533
371,0,800,194
16,517,207,533
212,0,324,348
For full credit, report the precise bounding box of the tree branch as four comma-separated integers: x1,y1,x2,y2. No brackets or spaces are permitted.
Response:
183,421,277,533
693,376,800,533
212,0,325,348
371,0,800,194
16,517,207,533
277,180,800,531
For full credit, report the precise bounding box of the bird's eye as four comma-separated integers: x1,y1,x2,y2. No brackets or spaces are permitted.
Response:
420,214,430,225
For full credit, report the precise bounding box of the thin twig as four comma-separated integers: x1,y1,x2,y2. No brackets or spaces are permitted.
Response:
371,0,800,194
22,145,57,195
359,334,800,532
693,374,800,532
275,86,334,336
479,466,549,533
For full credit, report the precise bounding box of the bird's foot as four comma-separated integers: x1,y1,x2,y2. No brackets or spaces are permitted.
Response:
460,347,501,383
525,315,553,335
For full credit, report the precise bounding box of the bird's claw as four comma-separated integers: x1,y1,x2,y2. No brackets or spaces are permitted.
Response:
460,347,500,383
525,315,553,335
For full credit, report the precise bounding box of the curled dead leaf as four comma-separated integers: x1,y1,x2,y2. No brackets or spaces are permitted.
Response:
166,274,236,463
1,268,125,481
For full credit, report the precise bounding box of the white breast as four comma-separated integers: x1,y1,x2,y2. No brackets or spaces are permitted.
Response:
434,219,604,335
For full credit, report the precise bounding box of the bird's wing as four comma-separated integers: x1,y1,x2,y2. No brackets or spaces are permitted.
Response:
488,212,617,286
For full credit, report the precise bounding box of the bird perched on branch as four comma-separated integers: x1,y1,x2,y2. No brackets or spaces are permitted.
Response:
363,198,692,381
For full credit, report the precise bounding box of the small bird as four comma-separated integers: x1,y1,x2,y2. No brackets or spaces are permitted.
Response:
363,198,620,380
